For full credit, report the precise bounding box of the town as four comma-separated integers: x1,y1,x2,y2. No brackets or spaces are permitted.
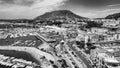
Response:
1,0,120,68
0,11,120,68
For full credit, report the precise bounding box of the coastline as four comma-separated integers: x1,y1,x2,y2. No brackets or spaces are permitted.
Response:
0,46,55,64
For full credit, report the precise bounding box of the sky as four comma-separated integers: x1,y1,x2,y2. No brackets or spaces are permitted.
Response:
0,0,120,19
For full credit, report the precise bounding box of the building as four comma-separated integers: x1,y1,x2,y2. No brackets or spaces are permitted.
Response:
90,47,120,68
103,19,120,28
90,27,108,34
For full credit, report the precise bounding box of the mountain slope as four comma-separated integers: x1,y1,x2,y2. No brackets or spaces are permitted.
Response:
105,12,120,20
34,10,87,22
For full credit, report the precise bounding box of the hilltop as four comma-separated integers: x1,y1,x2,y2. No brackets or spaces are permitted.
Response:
105,12,120,20
34,10,87,22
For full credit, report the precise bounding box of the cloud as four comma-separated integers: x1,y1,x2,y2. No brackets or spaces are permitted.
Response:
0,0,67,19
32,0,66,9
96,9,120,13
72,8,120,18
0,0,36,6
66,0,109,8
78,12,97,18
88,8,120,18
107,4,120,7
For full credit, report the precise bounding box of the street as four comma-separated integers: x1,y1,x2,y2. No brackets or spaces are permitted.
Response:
68,44,92,68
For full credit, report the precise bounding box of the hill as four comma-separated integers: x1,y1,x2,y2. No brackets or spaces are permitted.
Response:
34,10,87,22
105,12,120,20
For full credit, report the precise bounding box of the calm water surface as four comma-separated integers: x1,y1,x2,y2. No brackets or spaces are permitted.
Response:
0,50,39,64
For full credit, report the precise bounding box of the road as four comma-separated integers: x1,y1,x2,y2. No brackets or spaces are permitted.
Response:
93,40,120,44
68,44,92,68
36,34,49,43
36,33,92,68
36,33,56,43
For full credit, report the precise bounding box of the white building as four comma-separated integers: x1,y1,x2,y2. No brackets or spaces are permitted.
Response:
91,47,120,68
103,20,120,28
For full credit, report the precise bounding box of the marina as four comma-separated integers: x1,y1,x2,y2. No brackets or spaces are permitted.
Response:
0,50,39,64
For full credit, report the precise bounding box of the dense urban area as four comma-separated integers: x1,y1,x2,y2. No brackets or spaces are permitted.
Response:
0,10,120,68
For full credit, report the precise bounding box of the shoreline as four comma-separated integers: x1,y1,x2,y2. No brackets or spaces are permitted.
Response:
0,46,55,65
0,50,39,64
